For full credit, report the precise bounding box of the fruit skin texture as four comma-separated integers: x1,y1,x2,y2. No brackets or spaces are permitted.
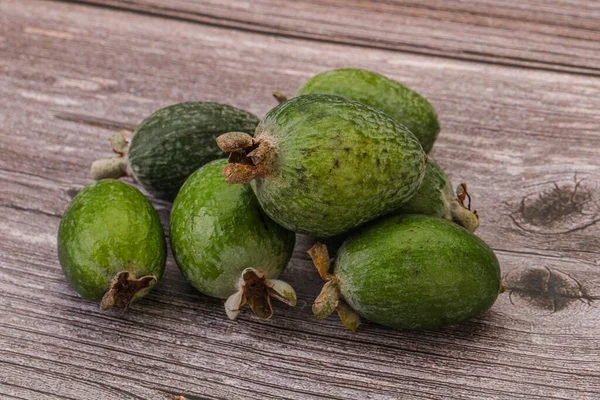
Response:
399,160,452,216
333,215,500,329
296,69,440,153
221,94,427,237
91,102,259,201
170,159,296,300
396,160,480,232
57,180,166,305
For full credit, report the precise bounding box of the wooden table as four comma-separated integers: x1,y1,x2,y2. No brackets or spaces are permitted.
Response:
2,1,599,399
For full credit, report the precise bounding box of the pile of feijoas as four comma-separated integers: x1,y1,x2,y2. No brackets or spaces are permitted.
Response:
57,68,503,331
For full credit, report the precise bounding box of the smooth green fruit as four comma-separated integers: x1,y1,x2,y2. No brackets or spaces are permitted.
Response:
295,69,440,153
57,180,166,310
397,160,479,232
217,94,427,237
309,215,502,331
91,102,259,200
170,159,297,320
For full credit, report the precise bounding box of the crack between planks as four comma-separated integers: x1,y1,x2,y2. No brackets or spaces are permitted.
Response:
2,204,62,219
52,0,600,78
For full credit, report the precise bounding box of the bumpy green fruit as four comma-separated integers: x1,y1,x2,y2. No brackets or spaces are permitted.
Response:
57,180,166,310
397,160,479,232
216,94,427,237
309,215,502,331
91,102,259,200
295,68,440,153
170,159,297,320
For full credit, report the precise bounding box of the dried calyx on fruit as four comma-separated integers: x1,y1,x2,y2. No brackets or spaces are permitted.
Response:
225,268,296,320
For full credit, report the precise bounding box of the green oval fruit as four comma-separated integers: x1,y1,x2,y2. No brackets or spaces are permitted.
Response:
295,69,440,153
57,180,166,310
91,102,259,200
170,159,297,320
309,215,502,331
397,160,479,232
216,94,427,237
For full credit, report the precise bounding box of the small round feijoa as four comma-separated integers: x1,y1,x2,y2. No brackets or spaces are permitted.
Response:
57,180,166,310
170,159,297,320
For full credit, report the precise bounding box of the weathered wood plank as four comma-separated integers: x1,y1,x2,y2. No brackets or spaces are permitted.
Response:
61,0,600,76
1,1,599,399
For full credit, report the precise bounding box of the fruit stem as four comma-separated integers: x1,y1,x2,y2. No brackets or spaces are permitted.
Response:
451,181,480,232
100,271,156,311
272,90,289,104
307,242,361,332
225,268,296,320
216,132,275,184
90,134,130,180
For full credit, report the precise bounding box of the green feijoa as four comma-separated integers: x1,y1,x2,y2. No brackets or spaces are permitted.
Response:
216,94,427,238
308,215,502,331
293,68,440,153
396,160,480,232
170,159,297,320
91,102,259,201
57,180,166,310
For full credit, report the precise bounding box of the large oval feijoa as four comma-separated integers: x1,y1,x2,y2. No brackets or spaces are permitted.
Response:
296,68,440,153
217,94,427,237
309,215,502,331
57,180,166,310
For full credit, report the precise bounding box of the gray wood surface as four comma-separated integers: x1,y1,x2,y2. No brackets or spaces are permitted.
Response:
66,0,600,76
1,1,599,399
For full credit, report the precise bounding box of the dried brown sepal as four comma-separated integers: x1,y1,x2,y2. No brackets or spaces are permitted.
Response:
312,280,340,320
247,140,274,166
216,132,254,153
451,181,480,232
216,132,276,184
221,163,268,184
456,181,472,210
241,269,272,319
335,300,360,332
307,242,334,280
272,90,289,104
110,134,129,155
100,271,156,311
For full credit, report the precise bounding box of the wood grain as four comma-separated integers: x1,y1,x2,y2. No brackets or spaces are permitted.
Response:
62,0,600,76
1,1,599,399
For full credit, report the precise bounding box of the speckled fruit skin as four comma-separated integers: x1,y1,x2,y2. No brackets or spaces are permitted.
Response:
170,159,296,299
57,180,166,301
296,68,440,153
397,160,453,217
251,94,427,237
128,102,258,200
335,215,501,329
